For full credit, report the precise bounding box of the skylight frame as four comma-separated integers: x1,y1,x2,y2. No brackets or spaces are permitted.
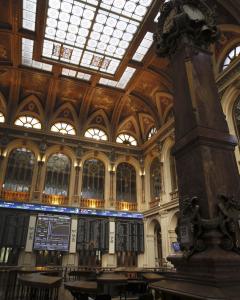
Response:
39,0,153,75
132,31,153,62
62,68,91,81
22,0,37,31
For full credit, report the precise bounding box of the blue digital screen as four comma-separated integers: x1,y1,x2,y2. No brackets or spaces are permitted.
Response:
172,242,181,252
0,200,143,219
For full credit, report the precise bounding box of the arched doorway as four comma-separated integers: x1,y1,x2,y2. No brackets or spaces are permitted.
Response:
148,219,163,267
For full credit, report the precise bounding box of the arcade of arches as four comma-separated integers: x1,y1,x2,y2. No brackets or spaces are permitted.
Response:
0,0,240,269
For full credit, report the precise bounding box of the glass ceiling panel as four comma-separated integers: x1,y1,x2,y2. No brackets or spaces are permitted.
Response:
22,38,53,71
22,0,37,31
41,0,153,74
99,66,135,89
132,31,153,62
62,67,91,80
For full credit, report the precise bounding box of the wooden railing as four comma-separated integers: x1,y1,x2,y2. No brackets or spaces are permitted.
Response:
42,194,68,206
116,201,137,211
0,190,30,202
80,198,104,209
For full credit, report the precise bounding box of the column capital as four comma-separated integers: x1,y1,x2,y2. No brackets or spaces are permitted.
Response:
154,0,220,58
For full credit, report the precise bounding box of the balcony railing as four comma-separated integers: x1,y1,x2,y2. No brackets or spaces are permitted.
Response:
116,201,137,211
149,198,160,208
0,190,30,202
80,198,104,209
42,194,69,206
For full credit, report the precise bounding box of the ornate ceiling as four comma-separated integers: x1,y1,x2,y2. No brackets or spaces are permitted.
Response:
0,0,239,146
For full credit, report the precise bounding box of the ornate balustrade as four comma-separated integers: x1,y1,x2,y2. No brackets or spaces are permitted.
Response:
149,198,160,208
116,201,137,211
0,190,30,202
80,198,104,209
42,194,69,206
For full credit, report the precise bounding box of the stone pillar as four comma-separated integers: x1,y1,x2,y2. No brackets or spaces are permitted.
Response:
32,160,44,202
109,169,116,208
153,0,240,298
72,165,81,205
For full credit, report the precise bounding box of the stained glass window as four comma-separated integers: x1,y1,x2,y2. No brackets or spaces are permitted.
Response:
147,127,157,140
150,158,161,200
116,163,136,202
84,128,108,141
4,148,36,192
15,115,42,129
42,0,153,74
51,122,76,135
223,46,240,70
116,133,137,146
82,159,105,200
0,112,5,123
170,154,178,191
44,153,71,196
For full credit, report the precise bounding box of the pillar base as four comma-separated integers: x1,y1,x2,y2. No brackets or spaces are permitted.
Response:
151,248,240,300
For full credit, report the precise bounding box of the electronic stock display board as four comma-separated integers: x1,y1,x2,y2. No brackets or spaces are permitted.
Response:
33,214,71,251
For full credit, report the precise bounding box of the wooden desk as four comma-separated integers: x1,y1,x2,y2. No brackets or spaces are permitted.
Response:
142,273,165,283
18,274,62,300
65,280,98,300
97,273,128,300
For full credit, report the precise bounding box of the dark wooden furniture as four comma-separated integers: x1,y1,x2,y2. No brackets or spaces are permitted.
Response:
97,273,128,300
18,273,62,300
65,280,98,300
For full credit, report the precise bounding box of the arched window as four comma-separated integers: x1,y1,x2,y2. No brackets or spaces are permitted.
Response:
14,115,42,129
51,122,76,135
116,163,136,202
0,112,5,123
4,148,36,192
150,158,161,200
147,127,157,140
233,98,240,140
116,134,137,146
81,159,105,200
223,45,240,70
170,154,178,191
84,128,108,141
44,153,71,196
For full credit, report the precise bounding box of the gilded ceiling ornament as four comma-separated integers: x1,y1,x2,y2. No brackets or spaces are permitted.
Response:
154,0,220,57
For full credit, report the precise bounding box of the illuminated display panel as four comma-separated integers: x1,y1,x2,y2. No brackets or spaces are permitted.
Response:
41,0,153,74
34,214,71,251
0,200,143,219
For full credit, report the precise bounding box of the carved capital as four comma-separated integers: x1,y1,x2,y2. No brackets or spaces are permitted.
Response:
154,0,220,58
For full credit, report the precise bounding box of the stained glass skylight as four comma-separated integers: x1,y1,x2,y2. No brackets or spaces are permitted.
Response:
84,128,108,141
22,38,53,71
15,116,42,129
62,68,91,80
0,112,5,123
99,66,135,89
22,0,37,31
132,32,153,62
42,0,153,74
116,133,137,146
